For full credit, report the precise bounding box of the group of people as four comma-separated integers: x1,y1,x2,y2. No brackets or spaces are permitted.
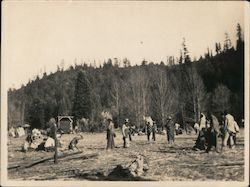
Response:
193,110,240,153
105,115,177,150
106,118,133,150
105,110,240,153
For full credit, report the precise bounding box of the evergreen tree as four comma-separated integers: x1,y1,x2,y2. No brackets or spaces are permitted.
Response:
236,23,243,51
72,70,92,122
223,32,232,51
182,38,191,63
28,98,45,129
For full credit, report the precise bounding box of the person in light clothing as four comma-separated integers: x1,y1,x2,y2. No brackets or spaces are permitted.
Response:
122,119,130,148
199,113,207,130
194,123,199,134
231,120,240,145
222,110,236,150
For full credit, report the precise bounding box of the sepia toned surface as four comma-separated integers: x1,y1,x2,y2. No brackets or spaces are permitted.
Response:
8,129,244,181
2,1,249,186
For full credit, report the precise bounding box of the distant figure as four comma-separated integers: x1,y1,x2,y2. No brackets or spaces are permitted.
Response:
152,121,157,141
222,110,236,150
206,112,220,153
106,117,115,150
231,120,240,145
199,113,207,130
68,135,83,150
145,121,153,141
193,113,207,150
194,123,199,135
175,123,181,135
165,115,175,144
122,119,130,148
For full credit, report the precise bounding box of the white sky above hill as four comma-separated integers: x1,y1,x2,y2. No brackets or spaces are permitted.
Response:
2,1,245,89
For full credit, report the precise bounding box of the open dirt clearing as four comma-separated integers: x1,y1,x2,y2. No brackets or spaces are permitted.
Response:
8,129,244,181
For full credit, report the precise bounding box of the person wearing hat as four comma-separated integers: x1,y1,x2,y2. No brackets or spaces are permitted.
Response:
122,118,130,148
106,117,115,150
165,115,175,144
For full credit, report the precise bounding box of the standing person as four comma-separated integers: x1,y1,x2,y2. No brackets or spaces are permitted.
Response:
206,112,220,153
48,118,58,163
199,113,207,130
152,121,157,141
232,120,240,145
165,115,175,144
106,118,115,150
222,110,235,150
145,121,153,141
122,119,130,148
128,123,132,142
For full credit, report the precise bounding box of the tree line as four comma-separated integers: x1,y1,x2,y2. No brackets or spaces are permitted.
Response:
8,24,244,131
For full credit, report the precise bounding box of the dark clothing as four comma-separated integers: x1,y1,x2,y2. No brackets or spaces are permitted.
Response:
152,131,156,141
194,128,207,150
206,128,218,152
68,137,79,150
165,120,175,143
206,115,220,152
147,132,151,141
146,123,153,141
128,129,132,141
152,124,157,141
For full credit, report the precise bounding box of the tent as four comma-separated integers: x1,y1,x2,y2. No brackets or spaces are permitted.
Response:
16,127,25,137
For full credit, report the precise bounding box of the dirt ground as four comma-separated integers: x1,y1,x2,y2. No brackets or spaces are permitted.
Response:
8,129,244,181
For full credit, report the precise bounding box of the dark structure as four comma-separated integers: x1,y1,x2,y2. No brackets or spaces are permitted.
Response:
57,116,74,134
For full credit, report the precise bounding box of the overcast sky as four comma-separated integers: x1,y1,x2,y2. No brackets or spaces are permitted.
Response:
3,1,245,89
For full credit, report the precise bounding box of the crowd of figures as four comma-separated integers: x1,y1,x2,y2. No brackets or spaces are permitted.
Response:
18,109,241,154
193,111,240,153
105,110,241,153
105,115,181,150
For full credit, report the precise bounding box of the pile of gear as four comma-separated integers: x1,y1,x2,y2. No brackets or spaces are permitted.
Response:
8,126,26,138
108,154,149,180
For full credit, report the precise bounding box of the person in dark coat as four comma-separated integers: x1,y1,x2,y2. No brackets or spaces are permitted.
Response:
106,118,115,150
145,121,153,141
206,112,220,153
165,116,175,144
152,121,157,141
193,113,208,151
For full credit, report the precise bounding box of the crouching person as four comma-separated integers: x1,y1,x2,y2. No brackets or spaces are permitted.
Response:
68,135,83,151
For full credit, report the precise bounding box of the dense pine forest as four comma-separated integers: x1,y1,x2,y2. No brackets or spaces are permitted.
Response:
8,24,244,131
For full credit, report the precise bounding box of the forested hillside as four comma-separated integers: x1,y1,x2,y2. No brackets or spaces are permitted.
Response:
8,24,244,131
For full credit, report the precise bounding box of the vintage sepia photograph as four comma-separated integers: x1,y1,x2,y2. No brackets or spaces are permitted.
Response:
1,1,249,186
